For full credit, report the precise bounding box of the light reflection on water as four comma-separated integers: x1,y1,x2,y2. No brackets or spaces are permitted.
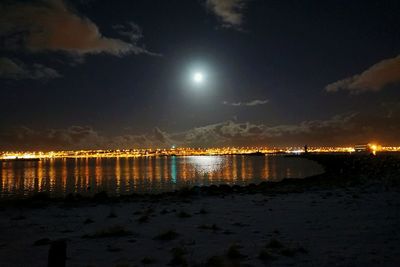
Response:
0,155,324,198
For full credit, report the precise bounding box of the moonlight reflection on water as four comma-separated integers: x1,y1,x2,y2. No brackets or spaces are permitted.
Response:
187,156,226,174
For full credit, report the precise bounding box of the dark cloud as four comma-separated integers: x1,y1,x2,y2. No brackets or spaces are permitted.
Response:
174,121,266,147
0,57,60,80
3,107,399,150
0,126,174,150
171,115,354,147
206,0,249,29
0,0,154,56
0,126,104,150
223,99,269,106
153,127,172,145
325,54,400,94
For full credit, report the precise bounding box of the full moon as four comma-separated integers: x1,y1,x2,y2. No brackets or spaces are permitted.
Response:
193,72,204,83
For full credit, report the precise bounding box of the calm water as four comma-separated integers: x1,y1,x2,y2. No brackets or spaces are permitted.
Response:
0,155,324,198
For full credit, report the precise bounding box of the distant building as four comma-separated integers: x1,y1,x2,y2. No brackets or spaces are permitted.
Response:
354,144,370,153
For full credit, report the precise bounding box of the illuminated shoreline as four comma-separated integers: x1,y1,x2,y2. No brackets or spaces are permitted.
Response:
1,145,399,160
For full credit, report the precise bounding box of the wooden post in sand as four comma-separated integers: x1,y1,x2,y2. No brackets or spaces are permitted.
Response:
48,239,66,267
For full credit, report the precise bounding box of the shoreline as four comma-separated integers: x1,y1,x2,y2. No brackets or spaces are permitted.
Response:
1,153,399,207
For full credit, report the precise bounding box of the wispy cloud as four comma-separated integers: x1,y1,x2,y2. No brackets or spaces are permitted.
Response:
113,22,161,56
206,0,249,29
223,99,269,106
0,57,60,80
325,54,400,94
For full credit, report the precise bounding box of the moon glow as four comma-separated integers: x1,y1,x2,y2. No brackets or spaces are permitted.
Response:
193,72,204,83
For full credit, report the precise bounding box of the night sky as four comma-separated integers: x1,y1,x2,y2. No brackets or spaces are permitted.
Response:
1,0,400,150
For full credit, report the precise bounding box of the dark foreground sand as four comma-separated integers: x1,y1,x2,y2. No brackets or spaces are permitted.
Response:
0,187,399,266
0,154,399,266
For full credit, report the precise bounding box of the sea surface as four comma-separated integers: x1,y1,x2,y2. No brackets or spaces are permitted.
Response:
0,155,324,198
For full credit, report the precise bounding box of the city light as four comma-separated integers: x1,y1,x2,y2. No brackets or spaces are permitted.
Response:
1,144,398,160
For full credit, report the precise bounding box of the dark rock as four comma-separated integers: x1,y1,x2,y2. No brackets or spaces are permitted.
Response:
48,239,66,267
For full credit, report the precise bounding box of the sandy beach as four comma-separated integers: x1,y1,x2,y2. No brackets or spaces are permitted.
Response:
0,155,399,267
